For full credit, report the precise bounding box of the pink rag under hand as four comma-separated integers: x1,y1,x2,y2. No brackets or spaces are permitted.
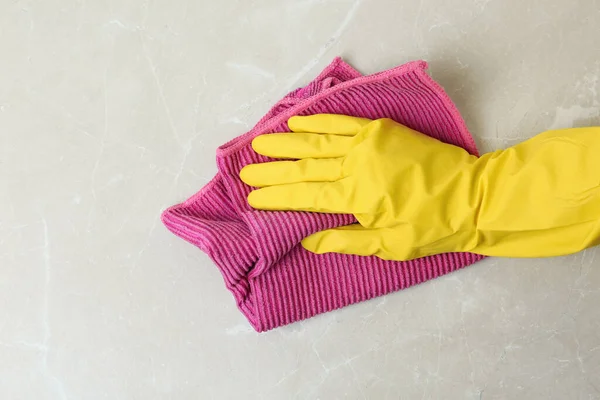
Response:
162,58,485,332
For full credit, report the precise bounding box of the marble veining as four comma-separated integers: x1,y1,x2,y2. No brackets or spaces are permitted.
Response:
1,0,600,399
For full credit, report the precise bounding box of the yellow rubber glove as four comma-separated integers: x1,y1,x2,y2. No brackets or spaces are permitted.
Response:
240,114,600,260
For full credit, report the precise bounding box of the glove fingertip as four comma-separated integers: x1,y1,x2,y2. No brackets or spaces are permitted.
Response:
246,189,263,209
251,135,270,155
287,115,306,133
239,165,256,186
301,233,325,254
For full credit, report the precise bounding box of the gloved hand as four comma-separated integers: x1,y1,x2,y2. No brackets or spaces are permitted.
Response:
240,114,600,260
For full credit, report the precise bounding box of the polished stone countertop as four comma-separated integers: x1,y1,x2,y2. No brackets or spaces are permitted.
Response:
1,0,599,398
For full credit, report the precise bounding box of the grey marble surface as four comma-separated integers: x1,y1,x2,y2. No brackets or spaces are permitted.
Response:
1,0,600,399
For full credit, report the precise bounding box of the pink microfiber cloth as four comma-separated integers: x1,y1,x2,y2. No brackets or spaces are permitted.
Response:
162,58,485,332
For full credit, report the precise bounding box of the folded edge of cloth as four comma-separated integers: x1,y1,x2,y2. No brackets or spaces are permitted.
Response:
162,58,485,331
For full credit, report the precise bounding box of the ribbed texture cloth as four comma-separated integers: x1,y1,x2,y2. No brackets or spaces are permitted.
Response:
162,58,485,332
